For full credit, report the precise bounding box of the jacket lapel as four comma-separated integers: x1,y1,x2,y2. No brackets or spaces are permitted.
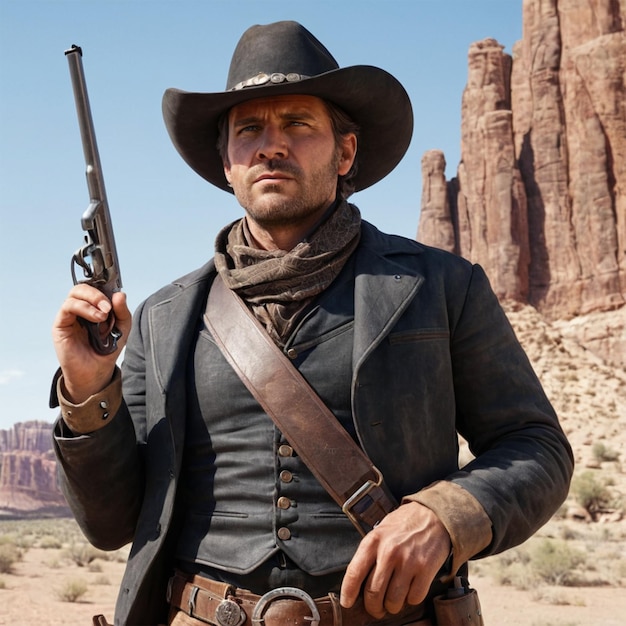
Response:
148,261,215,453
352,222,425,372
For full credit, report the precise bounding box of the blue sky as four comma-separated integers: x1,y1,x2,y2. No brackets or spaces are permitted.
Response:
0,0,522,430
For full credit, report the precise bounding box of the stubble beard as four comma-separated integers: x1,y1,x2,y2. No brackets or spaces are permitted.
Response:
237,154,341,230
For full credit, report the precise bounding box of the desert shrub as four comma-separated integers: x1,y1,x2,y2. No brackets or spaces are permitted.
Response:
93,574,110,585
570,471,612,516
0,518,84,544
88,560,103,573
0,542,21,574
559,525,580,541
56,578,89,602
529,539,586,586
592,442,620,463
112,548,129,563
496,546,531,569
64,542,105,567
494,559,534,590
489,547,535,590
39,534,63,549
531,588,579,606
0,533,17,546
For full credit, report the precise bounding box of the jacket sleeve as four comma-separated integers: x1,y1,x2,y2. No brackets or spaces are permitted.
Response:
433,265,574,562
52,302,150,551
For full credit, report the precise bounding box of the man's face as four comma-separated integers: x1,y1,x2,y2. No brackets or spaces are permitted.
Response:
223,94,356,235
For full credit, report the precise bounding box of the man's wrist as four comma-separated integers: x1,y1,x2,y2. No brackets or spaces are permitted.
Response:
402,481,493,576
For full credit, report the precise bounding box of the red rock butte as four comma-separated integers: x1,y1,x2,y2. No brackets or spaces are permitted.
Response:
418,0,625,369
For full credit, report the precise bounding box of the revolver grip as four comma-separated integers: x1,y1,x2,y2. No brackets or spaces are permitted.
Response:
80,314,122,356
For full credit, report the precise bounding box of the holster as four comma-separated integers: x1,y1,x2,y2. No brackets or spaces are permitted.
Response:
432,588,484,626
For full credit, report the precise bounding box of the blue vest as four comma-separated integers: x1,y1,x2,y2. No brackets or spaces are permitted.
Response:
175,267,362,577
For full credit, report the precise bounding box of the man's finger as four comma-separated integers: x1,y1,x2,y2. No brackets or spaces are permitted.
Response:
339,537,377,609
381,570,412,615
362,563,393,619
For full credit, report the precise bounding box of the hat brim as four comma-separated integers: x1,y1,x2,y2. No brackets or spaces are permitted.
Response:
162,65,413,193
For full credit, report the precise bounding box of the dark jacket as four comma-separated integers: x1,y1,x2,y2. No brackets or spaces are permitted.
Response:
53,221,573,625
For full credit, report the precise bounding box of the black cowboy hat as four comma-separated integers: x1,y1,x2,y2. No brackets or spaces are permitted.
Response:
162,21,414,193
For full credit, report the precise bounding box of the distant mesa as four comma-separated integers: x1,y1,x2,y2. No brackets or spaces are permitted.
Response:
0,420,70,518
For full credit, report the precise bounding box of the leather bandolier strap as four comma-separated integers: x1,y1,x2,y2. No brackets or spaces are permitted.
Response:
204,275,397,536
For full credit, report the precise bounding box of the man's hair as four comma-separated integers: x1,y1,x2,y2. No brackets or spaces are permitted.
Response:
324,101,360,200
216,100,360,200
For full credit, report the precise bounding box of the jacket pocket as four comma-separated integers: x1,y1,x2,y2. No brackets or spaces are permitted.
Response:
388,328,449,344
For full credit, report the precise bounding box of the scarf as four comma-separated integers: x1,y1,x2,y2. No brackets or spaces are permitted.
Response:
214,201,361,345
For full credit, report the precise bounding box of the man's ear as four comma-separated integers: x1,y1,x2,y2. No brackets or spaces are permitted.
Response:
338,134,357,176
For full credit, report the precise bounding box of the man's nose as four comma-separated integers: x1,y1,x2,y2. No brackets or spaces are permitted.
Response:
257,126,288,160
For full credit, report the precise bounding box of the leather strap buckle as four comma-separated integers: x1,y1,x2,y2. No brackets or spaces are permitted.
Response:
187,586,208,623
342,466,386,536
251,587,320,626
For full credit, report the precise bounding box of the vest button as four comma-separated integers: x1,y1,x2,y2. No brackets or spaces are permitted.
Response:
277,527,291,541
280,470,293,483
277,496,291,509
286,348,298,359
278,444,293,457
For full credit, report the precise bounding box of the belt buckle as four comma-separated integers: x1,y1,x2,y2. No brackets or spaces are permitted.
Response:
188,585,245,626
251,587,320,626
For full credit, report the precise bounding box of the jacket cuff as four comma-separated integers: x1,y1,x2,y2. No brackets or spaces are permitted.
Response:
56,367,123,435
402,481,493,575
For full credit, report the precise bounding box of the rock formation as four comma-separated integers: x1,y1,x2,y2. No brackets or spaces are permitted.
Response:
0,421,70,517
418,0,626,367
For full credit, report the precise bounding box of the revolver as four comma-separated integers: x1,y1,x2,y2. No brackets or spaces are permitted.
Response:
65,44,122,355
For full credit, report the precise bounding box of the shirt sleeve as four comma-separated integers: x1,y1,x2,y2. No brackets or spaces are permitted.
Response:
56,367,123,435
403,480,493,575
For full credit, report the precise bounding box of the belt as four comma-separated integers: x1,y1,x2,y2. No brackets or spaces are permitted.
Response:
167,571,432,626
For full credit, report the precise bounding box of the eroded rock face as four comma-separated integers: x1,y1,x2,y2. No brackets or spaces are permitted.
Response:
418,150,457,254
516,0,626,316
417,0,626,367
0,421,69,516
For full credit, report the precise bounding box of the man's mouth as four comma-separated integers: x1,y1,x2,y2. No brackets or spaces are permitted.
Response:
254,172,291,183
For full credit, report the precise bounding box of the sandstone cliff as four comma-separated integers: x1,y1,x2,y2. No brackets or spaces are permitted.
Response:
418,0,626,368
0,421,70,517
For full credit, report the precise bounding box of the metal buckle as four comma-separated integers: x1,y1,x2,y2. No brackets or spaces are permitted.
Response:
186,585,245,626
251,587,320,626
341,466,384,537
187,586,202,621
215,598,246,626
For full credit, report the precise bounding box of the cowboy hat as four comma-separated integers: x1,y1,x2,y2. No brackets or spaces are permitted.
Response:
162,21,413,193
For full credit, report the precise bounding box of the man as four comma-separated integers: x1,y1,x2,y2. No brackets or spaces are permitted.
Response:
52,21,573,626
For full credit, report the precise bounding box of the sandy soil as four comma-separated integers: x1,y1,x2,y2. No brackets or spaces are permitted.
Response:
0,546,120,625
1,544,625,625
